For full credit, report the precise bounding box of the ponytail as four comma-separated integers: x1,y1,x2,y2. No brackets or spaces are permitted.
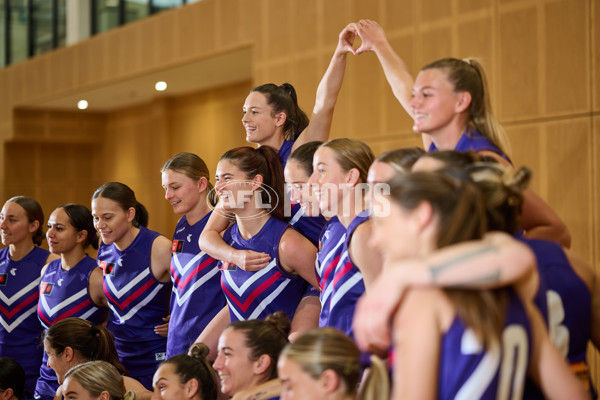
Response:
92,182,148,228
251,83,309,141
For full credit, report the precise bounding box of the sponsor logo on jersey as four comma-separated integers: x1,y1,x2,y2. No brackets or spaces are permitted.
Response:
9,268,16,276
155,352,167,361
0,273,7,286
41,282,54,295
172,240,184,254
99,261,116,276
57,278,64,287
219,261,237,271
187,234,192,243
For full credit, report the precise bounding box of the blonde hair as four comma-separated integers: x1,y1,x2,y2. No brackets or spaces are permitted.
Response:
281,328,389,399
321,138,374,183
64,361,134,400
161,152,217,207
422,57,512,158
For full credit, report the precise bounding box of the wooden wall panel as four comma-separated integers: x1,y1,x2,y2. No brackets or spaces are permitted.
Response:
593,0,599,112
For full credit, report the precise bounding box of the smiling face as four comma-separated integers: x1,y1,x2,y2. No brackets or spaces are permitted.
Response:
91,197,134,247
308,147,352,216
44,340,71,384
0,201,36,247
213,328,263,396
47,208,83,255
161,169,204,217
152,363,190,400
410,68,464,135
62,377,102,400
278,356,326,400
284,160,320,217
214,159,259,215
242,91,283,146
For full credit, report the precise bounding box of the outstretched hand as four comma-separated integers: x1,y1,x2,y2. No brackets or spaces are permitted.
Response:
354,19,388,55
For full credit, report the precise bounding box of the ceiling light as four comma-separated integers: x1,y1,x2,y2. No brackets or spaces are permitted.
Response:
155,81,167,91
77,100,88,110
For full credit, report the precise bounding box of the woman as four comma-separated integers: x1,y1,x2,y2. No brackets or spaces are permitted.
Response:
308,138,382,337
43,317,149,399
62,361,135,400
152,343,218,400
160,153,225,358
34,204,109,400
0,196,58,394
92,182,172,389
200,23,358,270
213,313,290,398
352,19,571,248
284,141,327,245
278,328,388,400
0,357,27,400
214,146,318,321
366,171,585,399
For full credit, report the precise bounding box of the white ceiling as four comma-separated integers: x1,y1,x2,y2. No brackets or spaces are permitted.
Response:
20,47,252,111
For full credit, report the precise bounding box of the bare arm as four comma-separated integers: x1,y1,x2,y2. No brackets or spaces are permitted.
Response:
195,305,230,361
199,209,271,270
353,232,535,353
348,220,384,289
289,294,320,342
278,229,319,288
292,23,354,151
88,267,108,308
354,19,414,115
151,235,173,283
391,289,441,400
232,379,282,400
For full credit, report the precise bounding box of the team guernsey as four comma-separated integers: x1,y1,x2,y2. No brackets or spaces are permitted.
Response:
35,255,107,399
220,217,307,322
429,129,512,163
438,289,532,399
278,140,327,247
519,237,595,396
321,212,367,337
315,216,347,328
98,226,171,389
0,246,48,394
168,212,225,357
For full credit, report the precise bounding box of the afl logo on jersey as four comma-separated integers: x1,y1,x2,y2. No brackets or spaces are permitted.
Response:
99,261,116,276
172,240,184,254
0,273,7,286
41,282,54,295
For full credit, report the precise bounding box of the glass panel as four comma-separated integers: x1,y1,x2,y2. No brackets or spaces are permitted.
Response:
95,0,119,34
0,0,5,67
9,0,27,64
32,0,52,55
124,0,148,23
151,0,182,14
57,0,66,47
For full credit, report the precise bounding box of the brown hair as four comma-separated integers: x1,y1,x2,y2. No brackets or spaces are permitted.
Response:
421,58,511,157
228,312,291,380
44,317,126,375
92,182,149,228
220,146,286,220
387,171,506,347
6,196,45,246
161,152,217,207
160,343,218,400
374,147,425,175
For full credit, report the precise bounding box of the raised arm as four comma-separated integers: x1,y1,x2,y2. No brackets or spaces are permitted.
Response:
353,231,535,353
198,208,271,271
292,23,354,150
354,19,414,116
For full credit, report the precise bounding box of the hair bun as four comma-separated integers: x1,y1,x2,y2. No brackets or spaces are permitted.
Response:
188,342,210,360
265,311,291,338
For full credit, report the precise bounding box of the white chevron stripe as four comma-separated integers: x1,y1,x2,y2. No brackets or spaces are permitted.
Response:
317,234,346,276
0,305,37,333
248,279,291,320
174,267,220,306
38,288,87,316
104,268,150,298
78,307,101,321
222,259,277,297
321,250,348,305
329,271,363,311
172,251,206,276
228,300,244,321
108,285,164,323
0,278,40,305
289,205,304,226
